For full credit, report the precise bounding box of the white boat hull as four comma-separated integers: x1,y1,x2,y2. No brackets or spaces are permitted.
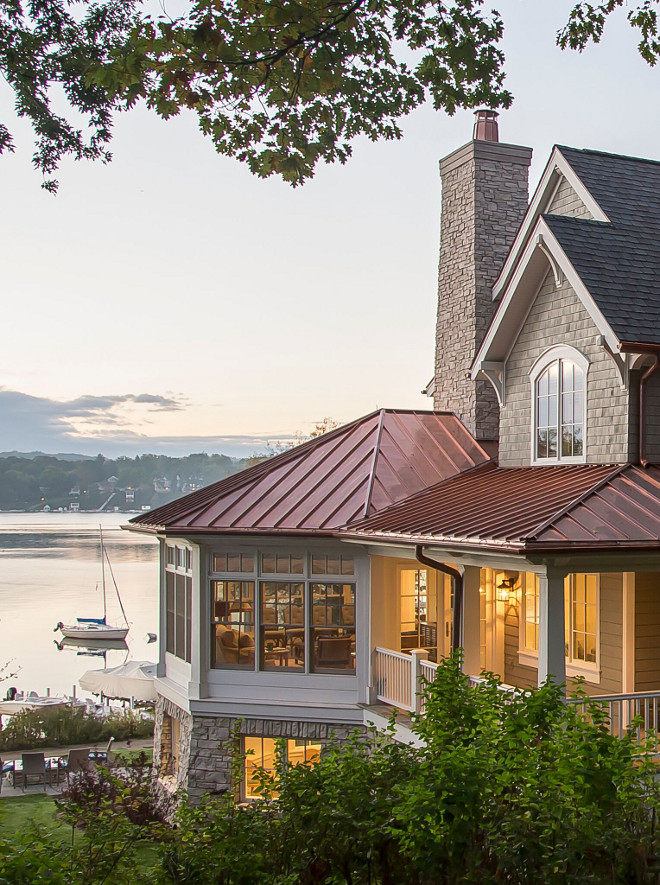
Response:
59,623,129,641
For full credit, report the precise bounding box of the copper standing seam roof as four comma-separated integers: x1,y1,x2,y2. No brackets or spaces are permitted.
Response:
528,464,660,549
346,463,625,550
129,410,491,534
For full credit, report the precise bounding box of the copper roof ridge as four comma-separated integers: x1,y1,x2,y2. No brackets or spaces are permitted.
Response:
525,463,626,542
362,409,387,519
347,460,496,528
129,409,384,527
212,418,375,529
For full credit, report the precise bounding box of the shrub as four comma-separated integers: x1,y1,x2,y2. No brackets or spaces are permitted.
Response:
0,705,153,751
157,655,660,884
59,752,174,829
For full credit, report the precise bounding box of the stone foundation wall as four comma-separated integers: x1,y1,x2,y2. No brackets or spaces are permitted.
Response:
185,714,367,804
153,695,194,792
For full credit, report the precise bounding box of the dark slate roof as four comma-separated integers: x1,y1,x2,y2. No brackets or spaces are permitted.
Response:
347,462,660,552
129,410,490,534
546,146,660,345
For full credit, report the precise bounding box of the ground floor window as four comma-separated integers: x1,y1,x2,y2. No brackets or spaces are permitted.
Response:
243,736,321,799
565,573,598,668
522,573,540,654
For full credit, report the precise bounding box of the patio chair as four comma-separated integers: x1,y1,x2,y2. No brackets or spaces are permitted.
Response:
63,748,93,785
19,752,49,791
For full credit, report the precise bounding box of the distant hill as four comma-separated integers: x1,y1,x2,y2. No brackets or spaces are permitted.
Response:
0,451,266,512
0,451,95,461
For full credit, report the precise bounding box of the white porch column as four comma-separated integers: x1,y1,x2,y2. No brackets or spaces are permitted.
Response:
188,542,205,700
538,567,566,688
462,566,482,677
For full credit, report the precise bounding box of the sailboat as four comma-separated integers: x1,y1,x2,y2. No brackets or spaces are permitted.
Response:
55,526,129,641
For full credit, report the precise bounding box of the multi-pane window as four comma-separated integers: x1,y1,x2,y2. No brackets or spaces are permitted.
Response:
535,358,584,461
210,551,356,674
522,573,540,653
311,583,355,671
262,582,305,670
565,574,598,666
212,581,255,668
165,545,192,663
243,736,321,800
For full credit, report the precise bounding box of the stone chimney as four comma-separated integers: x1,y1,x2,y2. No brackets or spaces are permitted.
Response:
433,111,532,441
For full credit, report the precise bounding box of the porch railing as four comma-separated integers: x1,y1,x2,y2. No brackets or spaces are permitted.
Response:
373,646,660,750
569,691,660,753
374,647,438,713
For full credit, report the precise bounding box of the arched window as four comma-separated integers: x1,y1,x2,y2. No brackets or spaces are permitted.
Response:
530,347,588,463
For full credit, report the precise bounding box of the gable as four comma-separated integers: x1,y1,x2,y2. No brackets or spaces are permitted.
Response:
546,175,593,220
497,268,631,467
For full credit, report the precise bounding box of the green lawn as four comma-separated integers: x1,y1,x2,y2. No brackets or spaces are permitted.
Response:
0,794,161,872
0,795,67,841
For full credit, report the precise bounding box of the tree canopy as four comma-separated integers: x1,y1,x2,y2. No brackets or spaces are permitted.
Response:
1,0,657,190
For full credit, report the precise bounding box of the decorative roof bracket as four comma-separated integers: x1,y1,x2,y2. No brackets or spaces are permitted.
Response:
479,361,505,406
598,336,629,389
535,234,563,288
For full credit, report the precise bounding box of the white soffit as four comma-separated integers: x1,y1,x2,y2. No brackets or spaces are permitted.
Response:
492,147,610,302
471,218,619,379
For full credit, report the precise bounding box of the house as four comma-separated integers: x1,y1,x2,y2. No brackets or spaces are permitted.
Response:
129,111,660,802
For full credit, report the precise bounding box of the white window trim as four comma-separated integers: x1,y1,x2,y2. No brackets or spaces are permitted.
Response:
517,571,600,685
529,344,590,466
518,573,540,663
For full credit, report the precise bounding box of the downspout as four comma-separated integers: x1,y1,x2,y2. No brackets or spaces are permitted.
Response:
639,355,660,467
415,545,463,655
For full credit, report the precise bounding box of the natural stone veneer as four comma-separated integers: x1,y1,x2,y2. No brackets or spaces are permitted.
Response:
153,696,193,793
434,140,532,441
178,713,367,803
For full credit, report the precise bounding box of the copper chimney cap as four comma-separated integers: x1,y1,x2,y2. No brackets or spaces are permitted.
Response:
473,109,499,142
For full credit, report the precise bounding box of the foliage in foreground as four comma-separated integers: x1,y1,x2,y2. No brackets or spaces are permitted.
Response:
4,657,660,883
4,0,660,190
0,705,153,751
161,658,660,884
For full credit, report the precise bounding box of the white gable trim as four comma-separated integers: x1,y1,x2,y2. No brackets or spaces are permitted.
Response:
492,147,610,302
472,217,620,381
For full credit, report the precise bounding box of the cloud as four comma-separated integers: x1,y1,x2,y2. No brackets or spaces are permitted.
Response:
0,389,286,458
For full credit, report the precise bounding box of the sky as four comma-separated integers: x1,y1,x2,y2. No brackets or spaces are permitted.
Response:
2,0,659,458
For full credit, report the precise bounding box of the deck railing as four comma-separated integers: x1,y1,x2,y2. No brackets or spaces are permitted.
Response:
373,646,660,749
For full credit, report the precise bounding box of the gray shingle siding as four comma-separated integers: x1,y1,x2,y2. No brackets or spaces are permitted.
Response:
499,269,632,467
546,175,592,219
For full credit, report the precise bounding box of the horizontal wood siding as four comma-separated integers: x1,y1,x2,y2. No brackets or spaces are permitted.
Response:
598,573,622,695
504,602,537,689
635,573,660,693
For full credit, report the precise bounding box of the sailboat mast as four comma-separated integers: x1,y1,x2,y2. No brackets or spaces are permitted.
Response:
100,524,107,623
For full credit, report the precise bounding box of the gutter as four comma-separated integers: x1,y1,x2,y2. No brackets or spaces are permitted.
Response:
415,545,463,654
620,343,660,467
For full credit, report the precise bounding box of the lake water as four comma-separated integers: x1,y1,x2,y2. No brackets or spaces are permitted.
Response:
0,512,159,698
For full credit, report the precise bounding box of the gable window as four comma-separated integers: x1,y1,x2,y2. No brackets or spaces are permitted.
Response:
530,346,588,463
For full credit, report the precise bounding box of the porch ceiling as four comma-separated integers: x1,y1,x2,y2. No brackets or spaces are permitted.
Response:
346,463,660,552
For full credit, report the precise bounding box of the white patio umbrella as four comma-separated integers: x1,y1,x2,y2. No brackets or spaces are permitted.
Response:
79,660,157,702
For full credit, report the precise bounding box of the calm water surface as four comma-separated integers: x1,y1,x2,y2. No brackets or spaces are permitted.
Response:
0,513,158,697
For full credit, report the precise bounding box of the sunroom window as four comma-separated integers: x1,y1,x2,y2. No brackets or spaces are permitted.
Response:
210,551,356,674
531,347,588,463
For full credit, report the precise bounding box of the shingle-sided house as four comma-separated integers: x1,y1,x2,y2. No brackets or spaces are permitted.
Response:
130,112,660,801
